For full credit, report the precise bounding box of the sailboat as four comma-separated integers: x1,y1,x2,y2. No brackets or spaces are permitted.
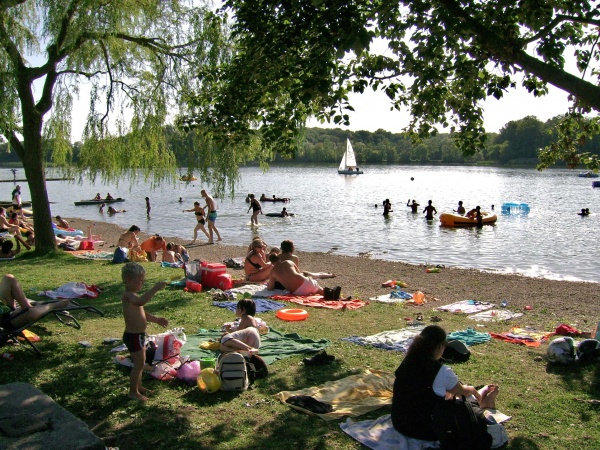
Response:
338,139,363,174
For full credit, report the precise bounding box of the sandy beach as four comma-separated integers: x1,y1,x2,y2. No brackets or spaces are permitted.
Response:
69,217,598,331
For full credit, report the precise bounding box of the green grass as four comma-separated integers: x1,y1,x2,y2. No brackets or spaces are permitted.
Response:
2,253,599,449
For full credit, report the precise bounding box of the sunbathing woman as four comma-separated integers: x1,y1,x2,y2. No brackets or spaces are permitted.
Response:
244,239,272,282
0,274,70,330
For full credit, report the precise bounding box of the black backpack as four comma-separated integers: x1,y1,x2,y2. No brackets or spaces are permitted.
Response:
431,396,492,450
245,354,269,384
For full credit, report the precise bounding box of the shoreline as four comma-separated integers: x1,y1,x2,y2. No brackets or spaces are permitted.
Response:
65,217,599,329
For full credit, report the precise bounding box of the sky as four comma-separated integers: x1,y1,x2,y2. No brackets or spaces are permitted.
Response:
305,82,571,135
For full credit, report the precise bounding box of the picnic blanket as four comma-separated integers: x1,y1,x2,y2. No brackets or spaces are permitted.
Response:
181,328,330,365
468,309,523,322
437,300,494,314
341,415,439,450
212,298,286,313
271,295,368,310
70,250,114,260
490,327,554,347
446,328,491,346
37,282,102,299
275,369,395,421
370,291,413,303
341,326,424,352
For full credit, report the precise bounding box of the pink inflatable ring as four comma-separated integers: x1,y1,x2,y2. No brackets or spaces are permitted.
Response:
276,308,308,321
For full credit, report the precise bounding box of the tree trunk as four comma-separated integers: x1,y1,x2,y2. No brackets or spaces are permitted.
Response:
18,114,57,255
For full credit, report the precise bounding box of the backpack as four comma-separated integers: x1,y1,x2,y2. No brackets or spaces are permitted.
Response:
431,396,492,450
217,352,250,391
216,352,269,391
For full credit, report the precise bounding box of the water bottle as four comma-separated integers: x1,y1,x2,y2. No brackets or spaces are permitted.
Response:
500,300,508,308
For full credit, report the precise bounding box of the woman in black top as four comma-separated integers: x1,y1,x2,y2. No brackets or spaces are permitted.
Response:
183,201,209,244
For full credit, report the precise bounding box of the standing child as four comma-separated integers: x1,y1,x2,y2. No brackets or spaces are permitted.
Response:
121,262,168,401
220,299,261,354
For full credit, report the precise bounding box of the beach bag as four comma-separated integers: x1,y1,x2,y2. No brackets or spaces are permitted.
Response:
547,337,576,365
216,352,249,391
147,328,187,364
443,340,471,363
184,260,202,282
432,396,492,450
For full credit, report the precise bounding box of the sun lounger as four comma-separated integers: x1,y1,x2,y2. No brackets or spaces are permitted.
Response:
0,300,104,356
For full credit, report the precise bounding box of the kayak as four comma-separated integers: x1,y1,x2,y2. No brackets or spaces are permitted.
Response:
439,212,497,227
74,197,125,206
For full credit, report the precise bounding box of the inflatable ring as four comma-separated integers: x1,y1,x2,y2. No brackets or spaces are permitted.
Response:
276,308,308,321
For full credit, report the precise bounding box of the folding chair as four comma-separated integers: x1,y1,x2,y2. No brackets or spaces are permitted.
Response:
0,300,104,356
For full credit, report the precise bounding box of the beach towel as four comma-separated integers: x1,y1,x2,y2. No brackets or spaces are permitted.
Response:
340,413,510,450
70,250,114,260
37,282,102,299
341,326,424,352
227,284,289,298
490,327,554,347
437,300,494,314
271,295,368,310
212,299,286,313
160,261,184,268
275,369,395,421
468,309,523,322
370,291,413,303
340,415,439,450
181,328,330,365
446,328,491,346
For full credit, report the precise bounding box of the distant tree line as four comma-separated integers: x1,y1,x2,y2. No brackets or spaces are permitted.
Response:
1,116,598,167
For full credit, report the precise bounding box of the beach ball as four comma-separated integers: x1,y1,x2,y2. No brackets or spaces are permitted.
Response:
177,360,201,385
547,337,576,364
197,368,221,393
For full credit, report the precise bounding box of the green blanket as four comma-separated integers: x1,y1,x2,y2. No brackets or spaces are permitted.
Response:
182,328,330,365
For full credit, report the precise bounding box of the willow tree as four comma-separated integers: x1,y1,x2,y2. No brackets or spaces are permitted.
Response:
0,0,230,254
184,0,599,169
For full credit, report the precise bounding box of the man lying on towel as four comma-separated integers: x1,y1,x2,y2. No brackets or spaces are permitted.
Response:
267,252,324,296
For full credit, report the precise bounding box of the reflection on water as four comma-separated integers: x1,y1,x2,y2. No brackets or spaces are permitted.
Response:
2,165,599,282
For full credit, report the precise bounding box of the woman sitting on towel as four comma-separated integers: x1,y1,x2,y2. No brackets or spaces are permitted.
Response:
244,239,272,282
391,325,499,442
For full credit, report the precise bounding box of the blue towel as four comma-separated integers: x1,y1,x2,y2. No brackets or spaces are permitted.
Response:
212,298,286,313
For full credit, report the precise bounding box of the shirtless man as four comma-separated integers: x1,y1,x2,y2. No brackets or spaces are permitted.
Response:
279,240,335,279
267,253,324,296
454,201,466,215
407,199,419,213
55,215,69,228
422,200,437,220
201,189,222,244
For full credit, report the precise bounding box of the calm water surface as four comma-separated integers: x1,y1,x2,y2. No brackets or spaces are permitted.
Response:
2,165,599,282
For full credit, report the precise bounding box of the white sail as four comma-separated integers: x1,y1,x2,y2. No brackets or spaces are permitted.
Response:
339,139,358,170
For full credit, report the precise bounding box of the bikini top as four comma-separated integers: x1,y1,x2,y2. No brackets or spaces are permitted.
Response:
246,252,262,270
195,210,204,216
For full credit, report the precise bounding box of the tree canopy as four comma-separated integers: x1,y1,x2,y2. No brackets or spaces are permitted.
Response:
0,0,232,253
183,0,600,169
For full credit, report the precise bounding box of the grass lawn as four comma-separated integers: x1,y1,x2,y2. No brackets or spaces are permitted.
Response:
1,253,599,449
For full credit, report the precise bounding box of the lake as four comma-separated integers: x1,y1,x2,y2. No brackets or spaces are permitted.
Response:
2,165,599,283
